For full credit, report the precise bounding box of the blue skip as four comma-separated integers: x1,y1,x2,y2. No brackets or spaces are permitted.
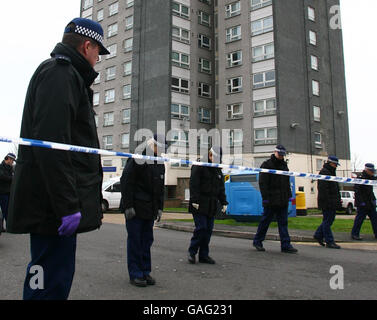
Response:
224,170,296,222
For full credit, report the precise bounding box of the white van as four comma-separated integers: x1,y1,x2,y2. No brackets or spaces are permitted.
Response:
102,176,121,212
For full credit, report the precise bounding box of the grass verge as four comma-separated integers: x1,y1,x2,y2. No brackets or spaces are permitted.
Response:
168,216,374,234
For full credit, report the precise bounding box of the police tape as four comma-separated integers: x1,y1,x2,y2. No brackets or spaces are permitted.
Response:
1,136,376,186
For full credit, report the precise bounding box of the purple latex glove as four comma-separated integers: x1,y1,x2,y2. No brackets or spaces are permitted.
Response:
58,212,81,236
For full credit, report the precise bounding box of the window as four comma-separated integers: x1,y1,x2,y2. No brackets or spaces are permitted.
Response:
121,133,130,148
109,2,119,16
199,0,211,4
107,23,118,37
308,6,316,21
97,9,104,21
252,43,274,62
226,25,241,42
313,106,321,122
106,44,117,59
172,2,189,19
122,109,131,124
316,159,324,171
172,51,190,69
312,80,320,96
171,103,190,119
103,112,114,126
124,38,133,52
198,34,211,49
94,114,98,127
94,72,101,84
198,82,211,98
124,61,132,76
254,127,277,145
93,93,100,106
83,0,93,10
103,135,113,150
198,11,211,27
106,66,116,81
125,15,133,30
226,50,242,67
227,103,243,120
123,84,131,99
251,0,272,11
227,77,243,93
251,16,273,36
314,132,322,146
311,55,319,70
126,0,134,8
105,89,115,103
309,30,317,45
253,70,275,89
225,2,241,18
198,107,211,124
229,130,243,147
198,58,211,73
103,159,112,167
172,26,190,44
172,77,189,93
171,130,188,147
254,98,276,116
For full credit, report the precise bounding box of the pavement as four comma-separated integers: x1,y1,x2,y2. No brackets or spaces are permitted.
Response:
103,212,377,251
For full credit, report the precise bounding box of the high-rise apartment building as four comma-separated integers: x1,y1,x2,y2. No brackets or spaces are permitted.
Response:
80,0,350,207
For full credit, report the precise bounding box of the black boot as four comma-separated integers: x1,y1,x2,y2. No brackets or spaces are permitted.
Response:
253,244,266,252
199,256,216,264
144,275,156,285
326,242,341,249
281,247,298,254
130,278,147,287
313,235,325,246
188,253,196,264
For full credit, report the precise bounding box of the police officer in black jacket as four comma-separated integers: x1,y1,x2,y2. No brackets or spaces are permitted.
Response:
188,146,228,264
314,156,342,249
253,145,298,253
120,134,166,287
351,163,377,240
7,18,109,300
0,153,16,232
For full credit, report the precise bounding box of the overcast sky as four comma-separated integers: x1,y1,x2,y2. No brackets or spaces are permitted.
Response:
0,0,375,171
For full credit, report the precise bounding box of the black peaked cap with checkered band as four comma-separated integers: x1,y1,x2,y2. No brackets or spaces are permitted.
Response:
64,18,110,55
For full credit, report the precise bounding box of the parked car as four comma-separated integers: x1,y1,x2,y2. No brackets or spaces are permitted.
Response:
102,177,121,212
340,191,355,214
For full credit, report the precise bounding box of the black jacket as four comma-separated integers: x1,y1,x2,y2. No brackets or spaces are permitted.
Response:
7,43,103,235
317,163,341,210
354,171,376,210
259,154,292,208
0,161,14,194
189,164,228,217
120,153,165,220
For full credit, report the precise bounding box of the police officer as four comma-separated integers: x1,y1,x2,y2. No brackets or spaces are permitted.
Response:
120,134,166,287
188,146,228,264
0,153,16,232
351,163,377,240
7,18,109,300
253,145,298,253
314,156,342,249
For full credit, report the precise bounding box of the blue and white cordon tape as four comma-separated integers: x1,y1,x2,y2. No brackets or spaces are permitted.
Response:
1,136,376,186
